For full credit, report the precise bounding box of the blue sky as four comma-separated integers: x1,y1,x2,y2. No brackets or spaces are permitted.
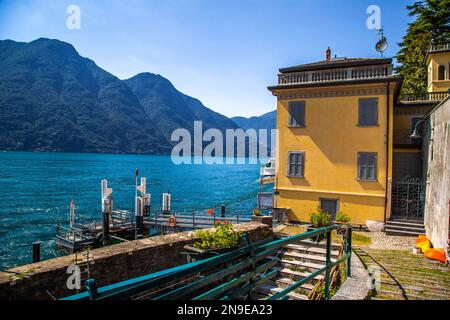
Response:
0,0,414,117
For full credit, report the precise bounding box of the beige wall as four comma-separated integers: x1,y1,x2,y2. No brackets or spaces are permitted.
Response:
427,51,450,92
424,98,450,249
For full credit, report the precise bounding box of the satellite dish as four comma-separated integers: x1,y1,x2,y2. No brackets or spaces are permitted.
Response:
375,28,388,56
376,37,388,53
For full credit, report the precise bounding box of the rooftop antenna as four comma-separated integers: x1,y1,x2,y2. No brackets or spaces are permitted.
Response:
375,27,388,57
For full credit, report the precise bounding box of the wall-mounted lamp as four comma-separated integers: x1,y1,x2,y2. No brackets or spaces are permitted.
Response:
410,119,426,139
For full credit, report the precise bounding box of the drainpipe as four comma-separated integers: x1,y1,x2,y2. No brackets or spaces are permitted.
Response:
384,81,391,223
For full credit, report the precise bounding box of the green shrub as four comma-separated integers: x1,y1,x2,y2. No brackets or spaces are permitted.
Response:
309,207,330,227
335,212,350,223
193,222,242,250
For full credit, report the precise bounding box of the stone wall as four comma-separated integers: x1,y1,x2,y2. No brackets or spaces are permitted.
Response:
424,98,450,249
0,222,272,300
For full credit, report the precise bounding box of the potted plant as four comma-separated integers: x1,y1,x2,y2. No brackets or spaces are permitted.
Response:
334,211,351,236
335,212,350,224
307,207,331,242
183,222,243,262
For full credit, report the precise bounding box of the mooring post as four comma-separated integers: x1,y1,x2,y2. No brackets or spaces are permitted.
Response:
32,241,41,263
135,196,143,237
102,199,110,241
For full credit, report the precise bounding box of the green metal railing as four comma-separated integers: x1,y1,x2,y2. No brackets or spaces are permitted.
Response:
61,224,352,300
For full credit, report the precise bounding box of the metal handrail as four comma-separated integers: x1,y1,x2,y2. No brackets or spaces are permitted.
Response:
61,224,352,301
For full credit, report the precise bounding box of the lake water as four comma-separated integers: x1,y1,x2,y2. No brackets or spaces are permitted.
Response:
0,152,270,270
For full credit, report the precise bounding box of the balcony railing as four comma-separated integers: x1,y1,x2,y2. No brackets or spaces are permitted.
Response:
399,91,449,103
278,64,393,85
429,42,450,53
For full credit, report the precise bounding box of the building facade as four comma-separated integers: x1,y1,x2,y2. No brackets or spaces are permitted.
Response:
268,52,401,225
269,44,449,229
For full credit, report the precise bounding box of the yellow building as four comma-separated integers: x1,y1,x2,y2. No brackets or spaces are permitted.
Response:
268,44,449,228
426,42,450,93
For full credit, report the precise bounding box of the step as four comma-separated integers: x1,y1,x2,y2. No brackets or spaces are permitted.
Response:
284,244,340,257
386,220,424,227
255,282,309,300
385,228,423,237
269,256,326,273
385,225,425,232
274,277,315,291
293,240,341,251
278,250,338,265
274,267,324,283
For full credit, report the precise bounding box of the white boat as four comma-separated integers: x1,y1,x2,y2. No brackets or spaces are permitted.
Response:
261,158,276,177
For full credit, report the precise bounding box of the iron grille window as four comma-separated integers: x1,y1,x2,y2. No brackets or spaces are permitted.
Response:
358,152,377,181
287,151,304,177
358,98,378,126
288,101,305,127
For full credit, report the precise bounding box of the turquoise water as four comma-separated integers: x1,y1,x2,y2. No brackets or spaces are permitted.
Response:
0,152,269,270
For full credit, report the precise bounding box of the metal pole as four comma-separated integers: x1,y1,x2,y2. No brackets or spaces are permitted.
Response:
325,230,331,300
134,168,138,240
32,241,41,263
347,226,352,277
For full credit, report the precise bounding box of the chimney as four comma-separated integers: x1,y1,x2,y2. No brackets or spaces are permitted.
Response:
326,47,331,61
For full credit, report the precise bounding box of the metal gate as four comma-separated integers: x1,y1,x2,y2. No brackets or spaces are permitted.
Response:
391,177,425,220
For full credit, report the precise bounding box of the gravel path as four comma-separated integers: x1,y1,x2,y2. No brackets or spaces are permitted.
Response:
365,232,416,251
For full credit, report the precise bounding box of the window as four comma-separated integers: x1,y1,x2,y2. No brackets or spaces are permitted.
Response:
358,98,378,126
288,101,305,127
358,152,377,181
287,151,304,177
438,65,445,80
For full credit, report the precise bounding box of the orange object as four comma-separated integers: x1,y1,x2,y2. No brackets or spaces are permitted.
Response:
207,208,214,215
168,215,177,227
416,235,431,253
424,248,447,263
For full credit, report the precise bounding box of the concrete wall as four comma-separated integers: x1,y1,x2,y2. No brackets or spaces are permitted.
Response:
424,98,450,249
0,222,272,300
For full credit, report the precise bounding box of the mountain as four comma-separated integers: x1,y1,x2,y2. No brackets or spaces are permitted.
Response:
231,111,276,156
231,110,276,131
0,38,239,154
124,73,239,142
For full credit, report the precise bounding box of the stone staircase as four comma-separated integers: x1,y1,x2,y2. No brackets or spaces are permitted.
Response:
385,219,425,237
254,239,341,300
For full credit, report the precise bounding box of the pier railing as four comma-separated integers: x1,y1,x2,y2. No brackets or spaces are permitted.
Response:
149,207,252,230
61,224,352,300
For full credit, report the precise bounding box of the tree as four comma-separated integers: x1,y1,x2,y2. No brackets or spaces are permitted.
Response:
395,0,450,94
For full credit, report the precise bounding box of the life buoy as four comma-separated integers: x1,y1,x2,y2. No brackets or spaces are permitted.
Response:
168,215,177,227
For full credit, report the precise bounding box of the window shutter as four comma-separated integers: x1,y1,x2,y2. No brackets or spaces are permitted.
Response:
368,153,377,180
370,98,378,125
358,152,377,180
288,152,304,177
359,100,367,125
359,98,378,125
288,153,295,176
